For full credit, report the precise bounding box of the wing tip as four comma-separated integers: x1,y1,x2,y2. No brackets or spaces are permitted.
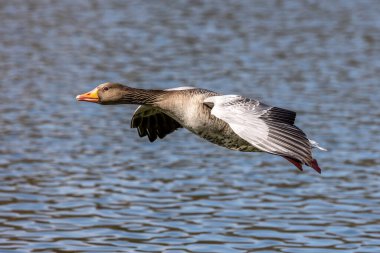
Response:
310,159,322,174
284,157,322,174
284,157,303,172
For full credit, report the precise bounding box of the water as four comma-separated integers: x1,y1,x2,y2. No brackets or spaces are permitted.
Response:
1,0,380,252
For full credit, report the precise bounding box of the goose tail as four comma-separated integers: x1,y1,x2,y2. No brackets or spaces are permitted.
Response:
309,139,327,151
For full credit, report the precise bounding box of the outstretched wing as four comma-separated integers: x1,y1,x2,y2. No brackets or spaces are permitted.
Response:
131,106,182,142
204,95,313,165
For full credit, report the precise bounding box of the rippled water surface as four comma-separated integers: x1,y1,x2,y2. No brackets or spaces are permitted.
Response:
1,0,380,252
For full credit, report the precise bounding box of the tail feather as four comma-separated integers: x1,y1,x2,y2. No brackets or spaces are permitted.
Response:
309,139,327,151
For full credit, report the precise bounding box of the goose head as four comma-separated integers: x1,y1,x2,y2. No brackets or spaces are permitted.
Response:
76,82,163,105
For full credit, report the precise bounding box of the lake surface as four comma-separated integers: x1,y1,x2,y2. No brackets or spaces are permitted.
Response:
1,0,380,252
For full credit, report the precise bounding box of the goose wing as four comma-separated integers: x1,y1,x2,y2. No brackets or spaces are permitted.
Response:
130,87,197,142
131,106,182,142
204,95,313,165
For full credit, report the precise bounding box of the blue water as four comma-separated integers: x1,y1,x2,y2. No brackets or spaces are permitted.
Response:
1,0,380,252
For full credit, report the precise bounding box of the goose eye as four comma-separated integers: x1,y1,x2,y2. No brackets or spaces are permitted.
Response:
103,87,109,91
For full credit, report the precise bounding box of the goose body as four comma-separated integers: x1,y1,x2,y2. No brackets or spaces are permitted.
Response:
76,83,325,173
133,87,260,152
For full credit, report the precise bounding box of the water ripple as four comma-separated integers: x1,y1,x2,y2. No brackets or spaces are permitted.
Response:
1,0,380,252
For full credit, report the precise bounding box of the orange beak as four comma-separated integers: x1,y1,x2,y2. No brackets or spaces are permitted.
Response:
76,87,99,103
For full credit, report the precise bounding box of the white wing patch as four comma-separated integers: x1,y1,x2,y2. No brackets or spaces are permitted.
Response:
204,95,270,149
204,95,314,163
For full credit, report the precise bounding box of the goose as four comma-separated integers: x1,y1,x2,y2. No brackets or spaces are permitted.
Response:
76,83,326,173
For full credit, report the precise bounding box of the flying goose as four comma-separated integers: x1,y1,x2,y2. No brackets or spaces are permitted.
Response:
76,83,326,173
